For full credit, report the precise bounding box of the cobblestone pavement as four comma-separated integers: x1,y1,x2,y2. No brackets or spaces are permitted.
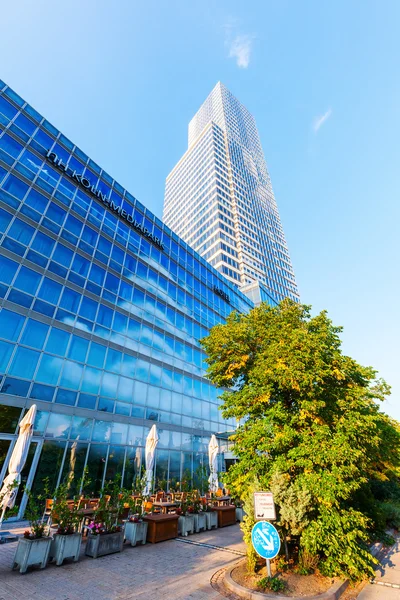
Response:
358,535,400,599
0,524,246,600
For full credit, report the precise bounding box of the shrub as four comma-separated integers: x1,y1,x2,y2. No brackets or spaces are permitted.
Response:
257,576,286,592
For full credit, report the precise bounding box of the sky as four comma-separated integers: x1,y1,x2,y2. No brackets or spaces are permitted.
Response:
1,0,399,419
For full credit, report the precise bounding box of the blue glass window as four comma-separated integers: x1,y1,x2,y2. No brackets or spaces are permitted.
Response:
31,232,55,256
0,208,12,233
36,354,63,385
0,310,25,342
0,133,23,158
79,297,97,321
8,347,40,378
45,328,70,355
46,413,71,439
0,340,14,372
14,266,41,295
81,367,101,394
53,243,73,268
30,383,54,402
60,288,80,312
19,149,42,174
38,277,62,304
70,415,91,439
68,336,89,362
2,174,28,199
64,214,82,236
101,372,118,398
113,312,127,335
88,264,105,286
71,254,89,277
117,376,134,402
97,304,112,328
0,377,30,397
77,393,96,409
8,218,34,244
98,397,114,412
0,256,18,284
92,420,111,443
14,113,36,136
87,342,106,368
105,348,121,373
0,96,18,120
25,188,48,212
45,203,66,225
33,129,52,150
55,389,77,406
60,360,83,389
21,319,49,349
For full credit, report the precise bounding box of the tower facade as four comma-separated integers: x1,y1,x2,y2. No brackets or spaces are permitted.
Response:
163,82,299,304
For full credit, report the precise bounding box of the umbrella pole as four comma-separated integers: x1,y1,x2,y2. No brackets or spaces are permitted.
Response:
0,506,6,530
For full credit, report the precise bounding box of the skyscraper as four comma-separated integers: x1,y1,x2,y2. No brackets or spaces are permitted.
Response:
163,82,299,304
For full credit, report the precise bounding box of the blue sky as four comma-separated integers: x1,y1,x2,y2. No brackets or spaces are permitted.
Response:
1,0,399,419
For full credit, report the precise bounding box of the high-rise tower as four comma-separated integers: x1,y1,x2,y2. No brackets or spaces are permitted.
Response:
163,82,299,304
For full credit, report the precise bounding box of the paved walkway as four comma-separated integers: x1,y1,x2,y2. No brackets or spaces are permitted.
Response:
0,524,245,600
358,536,400,599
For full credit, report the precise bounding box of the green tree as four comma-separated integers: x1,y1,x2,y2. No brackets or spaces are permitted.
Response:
201,300,400,581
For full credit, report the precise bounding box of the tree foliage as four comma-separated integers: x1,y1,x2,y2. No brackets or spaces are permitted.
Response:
201,300,400,581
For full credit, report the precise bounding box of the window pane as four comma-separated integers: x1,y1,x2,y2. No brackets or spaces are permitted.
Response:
21,319,49,349
0,256,18,284
8,347,39,378
45,328,70,355
14,266,41,295
36,354,63,385
38,277,62,304
0,340,13,372
0,310,25,341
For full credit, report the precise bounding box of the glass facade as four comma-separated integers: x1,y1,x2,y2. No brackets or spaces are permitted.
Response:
164,82,299,304
0,81,255,511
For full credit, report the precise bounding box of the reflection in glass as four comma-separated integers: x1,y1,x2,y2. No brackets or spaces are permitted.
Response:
85,444,107,496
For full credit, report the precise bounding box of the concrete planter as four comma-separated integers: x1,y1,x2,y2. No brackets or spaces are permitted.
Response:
85,530,124,558
205,511,218,530
178,514,195,536
236,507,245,522
124,521,148,547
12,536,52,574
193,512,207,533
50,532,82,566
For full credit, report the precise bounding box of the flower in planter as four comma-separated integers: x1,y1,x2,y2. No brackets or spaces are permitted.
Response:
175,507,182,515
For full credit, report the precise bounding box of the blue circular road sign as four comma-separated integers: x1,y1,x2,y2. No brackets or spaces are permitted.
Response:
251,521,281,560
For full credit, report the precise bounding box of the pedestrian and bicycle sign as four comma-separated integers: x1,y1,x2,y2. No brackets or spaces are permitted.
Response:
251,521,281,560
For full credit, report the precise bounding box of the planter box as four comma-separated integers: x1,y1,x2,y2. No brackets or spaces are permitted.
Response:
49,533,82,566
235,507,244,522
124,521,148,547
85,530,124,558
212,506,236,527
193,512,207,533
205,511,218,530
143,513,179,543
12,536,52,574
178,514,195,536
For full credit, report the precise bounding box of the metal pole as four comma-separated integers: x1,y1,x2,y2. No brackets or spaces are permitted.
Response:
266,559,271,577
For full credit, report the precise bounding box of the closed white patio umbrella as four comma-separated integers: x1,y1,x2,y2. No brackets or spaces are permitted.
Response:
143,424,159,496
208,434,219,493
0,404,37,528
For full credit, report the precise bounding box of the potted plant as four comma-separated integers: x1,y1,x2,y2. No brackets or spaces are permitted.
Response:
85,478,127,559
48,483,82,566
124,499,148,547
177,501,195,536
192,499,207,533
12,489,52,573
204,503,218,530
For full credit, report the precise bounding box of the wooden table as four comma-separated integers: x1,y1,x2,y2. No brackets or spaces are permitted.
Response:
211,505,236,527
143,513,179,543
213,496,231,506
152,502,179,514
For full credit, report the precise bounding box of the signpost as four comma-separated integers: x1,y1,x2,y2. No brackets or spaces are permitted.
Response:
254,492,276,520
251,521,281,577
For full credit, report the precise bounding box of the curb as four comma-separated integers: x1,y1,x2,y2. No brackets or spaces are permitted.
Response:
223,559,349,600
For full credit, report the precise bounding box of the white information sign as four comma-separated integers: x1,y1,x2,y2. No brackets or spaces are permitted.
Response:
254,492,276,520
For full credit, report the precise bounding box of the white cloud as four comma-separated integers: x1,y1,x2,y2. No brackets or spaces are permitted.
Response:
228,34,255,69
313,108,332,133
223,19,255,69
